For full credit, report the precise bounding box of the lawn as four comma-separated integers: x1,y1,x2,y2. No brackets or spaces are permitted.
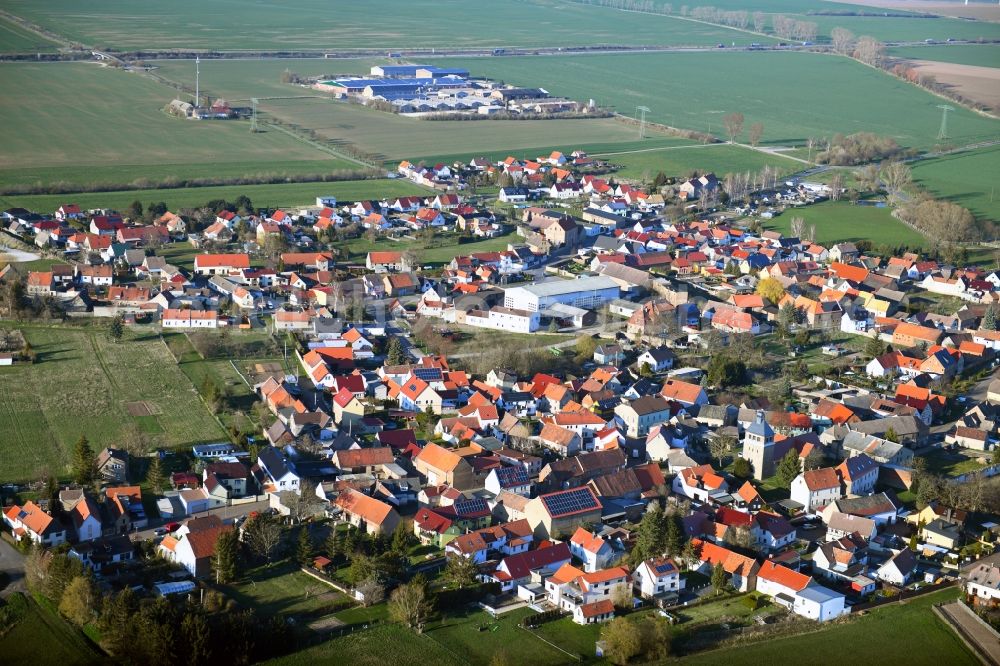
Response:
0,324,227,483
530,615,606,662
434,51,1000,150
681,587,976,665
889,44,1000,69
262,622,461,666
921,448,990,478
0,16,60,53
910,145,1000,222
222,560,351,619
763,201,929,250
423,607,571,666
2,0,770,51
594,143,802,180
0,179,428,215
0,594,104,666
0,62,335,183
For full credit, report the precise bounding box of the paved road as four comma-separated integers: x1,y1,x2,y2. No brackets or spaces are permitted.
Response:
132,498,269,542
0,537,26,599
939,600,1000,666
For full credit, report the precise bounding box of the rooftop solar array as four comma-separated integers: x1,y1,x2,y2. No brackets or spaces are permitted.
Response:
496,466,529,487
541,487,599,517
413,368,443,381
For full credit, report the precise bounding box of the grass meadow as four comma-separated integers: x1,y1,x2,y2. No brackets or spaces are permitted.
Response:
434,51,1000,150
1,0,768,51
0,594,104,666
0,179,429,215
910,145,1000,222
764,201,929,249
0,324,226,483
682,588,974,666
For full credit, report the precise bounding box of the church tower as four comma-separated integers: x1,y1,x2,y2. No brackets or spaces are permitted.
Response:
742,410,775,480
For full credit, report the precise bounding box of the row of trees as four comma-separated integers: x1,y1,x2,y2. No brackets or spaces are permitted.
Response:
770,14,818,42
814,132,906,166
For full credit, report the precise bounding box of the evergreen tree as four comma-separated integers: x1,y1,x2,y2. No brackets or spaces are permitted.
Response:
663,510,686,557
391,525,412,554
442,553,478,589
72,435,95,485
711,562,727,595
108,313,125,343
180,613,213,664
884,427,899,443
632,503,666,564
213,528,239,584
732,457,753,479
778,301,797,337
146,454,165,494
775,449,801,489
985,305,998,331
385,336,407,366
296,527,314,566
325,528,342,562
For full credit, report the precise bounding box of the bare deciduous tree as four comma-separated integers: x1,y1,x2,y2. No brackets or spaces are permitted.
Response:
789,217,806,239
853,36,885,67
830,27,855,55
881,161,912,203
722,112,744,143
748,122,764,147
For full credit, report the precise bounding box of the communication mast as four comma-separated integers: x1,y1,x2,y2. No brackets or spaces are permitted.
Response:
250,98,259,133
195,56,200,108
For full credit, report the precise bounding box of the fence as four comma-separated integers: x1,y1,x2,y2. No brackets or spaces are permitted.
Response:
849,580,955,613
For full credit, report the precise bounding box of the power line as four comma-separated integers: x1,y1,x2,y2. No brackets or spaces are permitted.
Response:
636,105,650,139
250,98,259,133
937,104,954,141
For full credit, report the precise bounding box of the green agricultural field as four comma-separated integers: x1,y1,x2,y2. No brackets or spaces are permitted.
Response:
259,96,685,164
0,324,226,483
0,160,366,195
0,62,334,180
0,179,428,215
594,143,803,179
682,588,975,666
0,16,60,53
764,201,928,249
889,44,1000,68
910,146,1000,222
2,0,770,51
670,0,1000,42
435,51,1000,151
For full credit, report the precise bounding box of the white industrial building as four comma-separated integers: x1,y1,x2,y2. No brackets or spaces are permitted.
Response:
464,306,540,333
503,276,619,313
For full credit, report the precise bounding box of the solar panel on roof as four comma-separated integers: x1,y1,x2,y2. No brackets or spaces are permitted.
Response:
413,368,441,381
541,488,597,517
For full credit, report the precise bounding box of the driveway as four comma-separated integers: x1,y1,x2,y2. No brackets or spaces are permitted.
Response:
0,536,26,598
132,498,269,542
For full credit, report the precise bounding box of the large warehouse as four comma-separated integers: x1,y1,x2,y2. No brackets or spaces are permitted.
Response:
503,276,619,312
